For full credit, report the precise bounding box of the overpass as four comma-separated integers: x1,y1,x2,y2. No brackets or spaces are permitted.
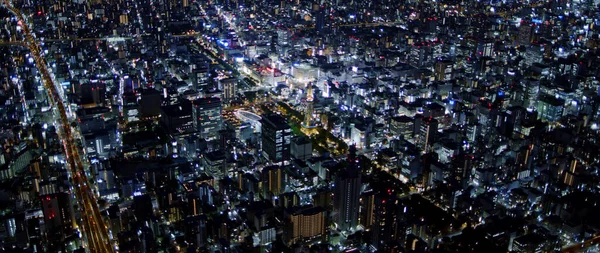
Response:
234,109,262,132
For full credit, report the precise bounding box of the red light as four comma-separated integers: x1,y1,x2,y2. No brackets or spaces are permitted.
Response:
37,11,42,15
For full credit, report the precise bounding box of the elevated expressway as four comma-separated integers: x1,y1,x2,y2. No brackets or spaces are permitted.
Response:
234,109,262,132
2,1,115,252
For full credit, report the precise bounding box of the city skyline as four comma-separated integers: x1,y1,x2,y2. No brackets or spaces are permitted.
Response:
0,0,599,252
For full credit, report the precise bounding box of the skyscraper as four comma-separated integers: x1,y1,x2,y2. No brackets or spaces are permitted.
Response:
193,97,223,140
333,145,362,231
261,114,292,163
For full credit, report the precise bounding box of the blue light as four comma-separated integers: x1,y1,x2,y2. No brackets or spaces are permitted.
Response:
498,91,505,96
218,40,229,48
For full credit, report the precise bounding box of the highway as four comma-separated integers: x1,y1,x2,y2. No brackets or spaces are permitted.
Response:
2,1,115,252
561,235,600,253
33,20,401,43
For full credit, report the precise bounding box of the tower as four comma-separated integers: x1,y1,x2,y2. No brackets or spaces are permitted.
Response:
304,83,315,127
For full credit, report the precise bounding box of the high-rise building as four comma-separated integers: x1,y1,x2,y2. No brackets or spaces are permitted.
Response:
409,43,431,68
434,60,453,81
261,114,292,163
184,215,208,248
535,94,564,123
139,89,162,119
390,116,413,138
192,64,210,91
108,205,122,235
43,191,74,235
219,78,237,104
414,116,438,153
202,150,227,179
287,206,327,245
359,190,375,230
39,182,74,243
291,136,313,160
421,152,437,190
160,100,195,135
452,154,474,189
333,145,362,231
77,81,106,107
261,165,284,198
477,39,495,57
518,24,533,47
313,188,332,210
193,97,222,140
372,190,402,249
315,7,325,32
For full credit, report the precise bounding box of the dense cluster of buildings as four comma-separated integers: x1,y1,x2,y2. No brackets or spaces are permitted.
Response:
2,0,600,252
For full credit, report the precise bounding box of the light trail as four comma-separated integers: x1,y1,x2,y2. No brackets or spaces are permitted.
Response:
2,1,115,252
